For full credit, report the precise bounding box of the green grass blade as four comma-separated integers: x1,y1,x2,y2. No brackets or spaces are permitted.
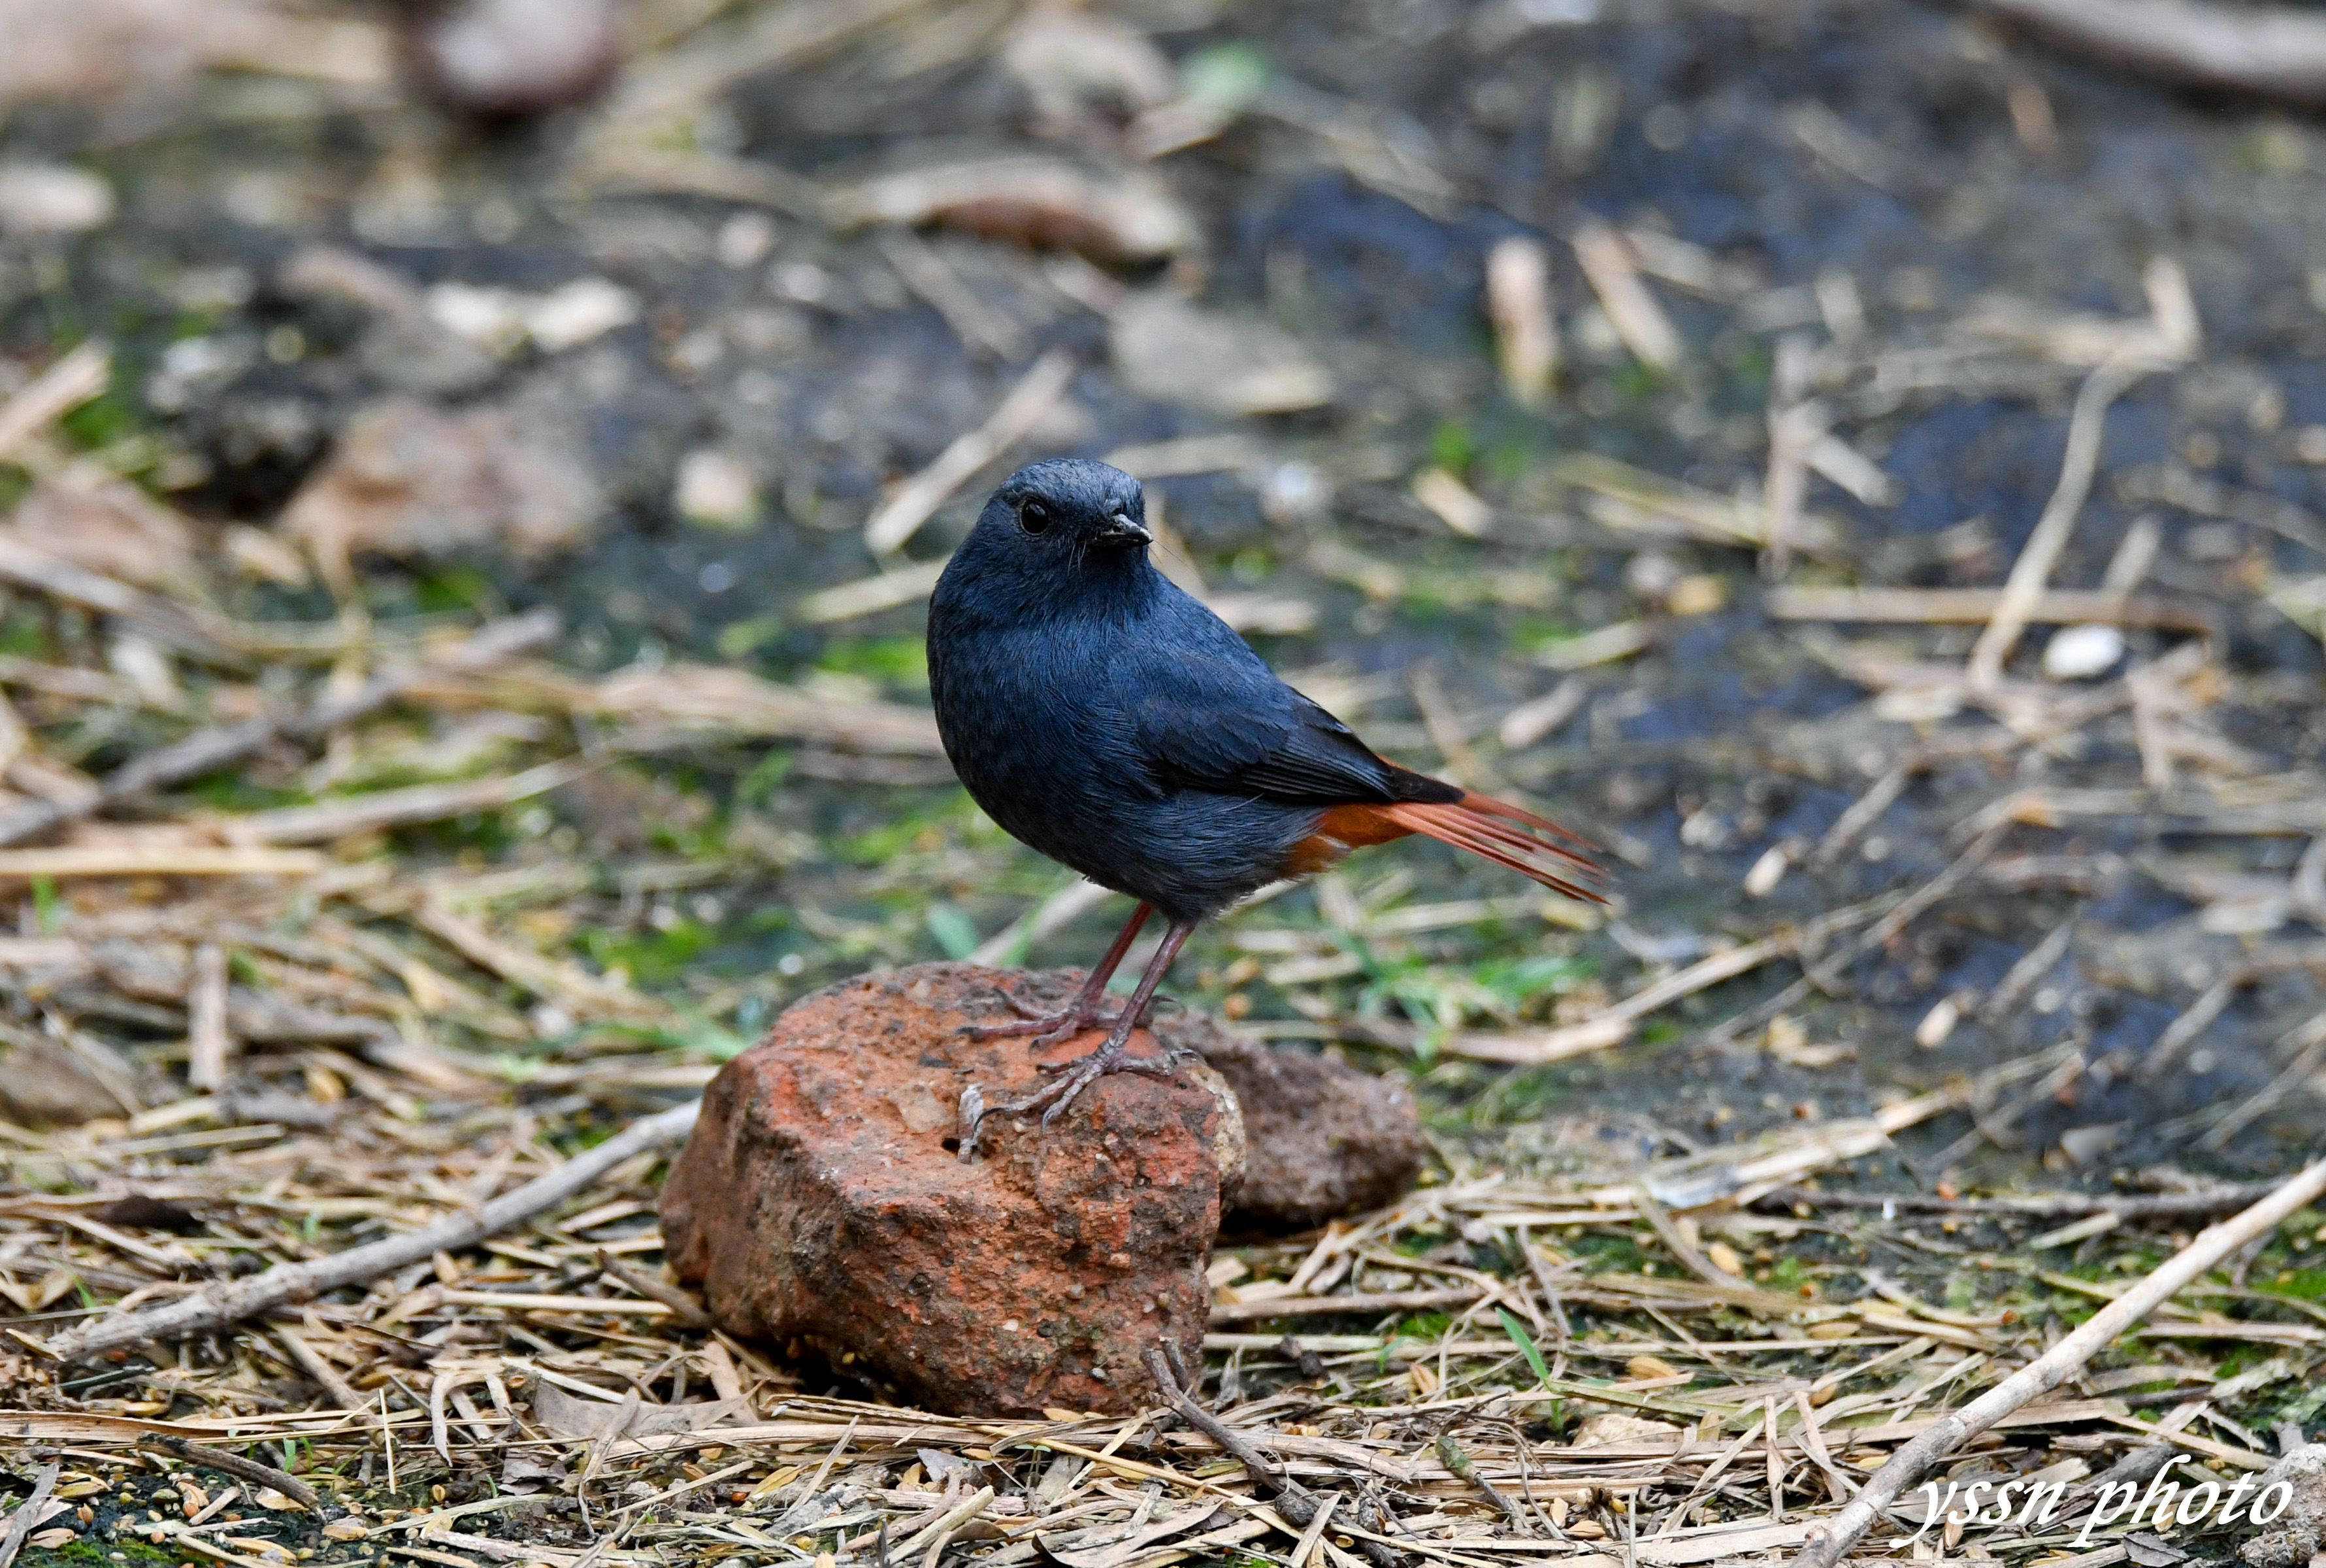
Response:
1497,1305,1550,1386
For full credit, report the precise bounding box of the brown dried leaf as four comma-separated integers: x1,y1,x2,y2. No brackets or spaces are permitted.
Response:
529,1381,750,1440
6,466,198,589
834,155,1196,263
1571,1413,1682,1446
0,1031,131,1128
280,396,602,589
587,663,943,755
999,9,1175,124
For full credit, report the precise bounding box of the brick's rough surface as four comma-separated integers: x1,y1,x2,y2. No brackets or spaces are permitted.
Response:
661,963,1241,1415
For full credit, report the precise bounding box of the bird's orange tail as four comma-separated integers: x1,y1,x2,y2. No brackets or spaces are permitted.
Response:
1379,792,1606,904
1292,791,1605,901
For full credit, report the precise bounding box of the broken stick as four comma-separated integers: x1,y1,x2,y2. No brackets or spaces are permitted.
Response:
136,1436,321,1512
1787,1155,2326,1568
1967,363,2135,691
0,608,560,848
0,342,110,465
1782,1181,2280,1219
39,1099,701,1362
1974,0,2326,105
864,349,1076,555
0,1463,59,1568
1143,1342,1399,1567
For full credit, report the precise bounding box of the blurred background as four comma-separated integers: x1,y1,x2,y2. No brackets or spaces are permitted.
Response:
1,0,2323,1186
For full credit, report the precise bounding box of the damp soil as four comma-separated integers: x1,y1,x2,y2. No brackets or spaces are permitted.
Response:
5,0,2325,1200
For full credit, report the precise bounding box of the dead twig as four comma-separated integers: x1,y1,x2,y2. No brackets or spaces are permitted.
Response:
2142,974,2240,1079
1763,399,1826,581
1635,1188,1747,1288
878,229,1033,362
864,349,1076,554
1486,237,1558,410
2192,1007,2326,1151
1443,927,1837,1065
0,608,558,848
1774,1182,2282,1218
0,536,240,666
186,943,232,1092
1807,822,2010,994
1787,1156,2326,1568
1973,0,2326,105
1694,890,1917,1047
598,1249,713,1328
0,846,324,881
1967,363,2137,691
1141,1344,1308,1510
0,343,110,464
137,1437,320,1512
0,1463,58,1568
1209,1286,1480,1326
1143,1342,1399,1566
1571,221,1679,372
1767,585,2214,634
1980,904,2080,1023
223,757,593,846
274,1324,365,1413
38,1100,701,1361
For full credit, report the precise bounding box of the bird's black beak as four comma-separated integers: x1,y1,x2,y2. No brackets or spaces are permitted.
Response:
1094,509,1153,549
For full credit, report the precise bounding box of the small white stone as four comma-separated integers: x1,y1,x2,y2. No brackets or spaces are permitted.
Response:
0,163,115,233
674,448,760,530
1742,845,1789,898
1624,550,1682,598
717,212,778,269
772,261,831,303
525,277,638,351
1259,461,1331,523
106,634,178,706
428,277,636,353
426,282,527,350
2042,622,2125,680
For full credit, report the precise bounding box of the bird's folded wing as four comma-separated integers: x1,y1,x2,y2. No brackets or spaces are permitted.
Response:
1131,654,1426,804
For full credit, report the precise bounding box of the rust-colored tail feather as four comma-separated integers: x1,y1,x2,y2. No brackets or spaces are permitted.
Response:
1379,792,1606,904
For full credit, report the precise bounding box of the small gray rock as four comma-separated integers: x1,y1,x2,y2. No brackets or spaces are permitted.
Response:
412,0,621,118
2240,1443,2326,1568
1160,1013,1424,1228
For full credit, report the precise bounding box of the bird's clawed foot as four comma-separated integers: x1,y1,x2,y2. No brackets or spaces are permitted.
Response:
1009,1032,1194,1128
956,912,1197,1162
955,1030,1192,1160
957,988,1129,1049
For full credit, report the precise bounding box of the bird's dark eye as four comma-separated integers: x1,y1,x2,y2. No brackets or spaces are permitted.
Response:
1019,500,1052,535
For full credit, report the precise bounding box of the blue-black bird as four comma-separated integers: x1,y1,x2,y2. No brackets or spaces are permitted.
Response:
928,458,1603,1132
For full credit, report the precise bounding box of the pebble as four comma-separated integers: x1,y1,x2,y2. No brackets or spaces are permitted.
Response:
2042,622,2126,680
412,0,621,118
1160,1010,1424,1228
673,449,759,530
0,162,116,233
424,277,637,355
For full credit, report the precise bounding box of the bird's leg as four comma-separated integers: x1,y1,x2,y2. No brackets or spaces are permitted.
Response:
960,902,1153,1046
998,920,1197,1128
957,917,1196,1158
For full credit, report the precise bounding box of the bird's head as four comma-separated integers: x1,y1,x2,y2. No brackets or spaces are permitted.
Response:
974,459,1152,563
